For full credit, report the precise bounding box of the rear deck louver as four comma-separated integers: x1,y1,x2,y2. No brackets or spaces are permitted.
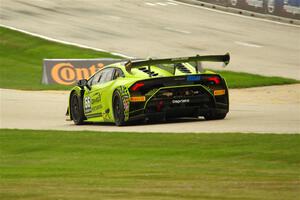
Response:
138,67,159,76
175,64,191,73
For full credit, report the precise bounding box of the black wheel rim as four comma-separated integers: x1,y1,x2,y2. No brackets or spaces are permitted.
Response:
114,98,122,123
71,95,80,122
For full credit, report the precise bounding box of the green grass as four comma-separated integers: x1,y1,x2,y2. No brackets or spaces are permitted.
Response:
215,70,299,88
0,26,298,90
0,129,299,200
0,26,120,90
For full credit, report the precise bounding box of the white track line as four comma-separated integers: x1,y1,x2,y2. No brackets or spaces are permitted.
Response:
235,41,263,48
167,2,178,5
0,24,134,59
145,2,156,6
164,27,191,34
171,0,300,28
145,2,178,6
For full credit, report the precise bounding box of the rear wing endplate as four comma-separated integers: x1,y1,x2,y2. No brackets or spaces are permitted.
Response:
125,53,230,74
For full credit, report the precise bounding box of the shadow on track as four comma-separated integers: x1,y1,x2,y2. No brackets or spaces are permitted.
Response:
80,117,206,127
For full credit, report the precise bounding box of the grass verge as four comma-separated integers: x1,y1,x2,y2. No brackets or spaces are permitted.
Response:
0,26,120,90
216,70,299,88
0,26,298,90
0,129,299,200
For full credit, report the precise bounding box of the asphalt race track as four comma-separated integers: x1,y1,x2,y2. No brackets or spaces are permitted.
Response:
0,0,300,133
1,0,300,79
1,84,300,133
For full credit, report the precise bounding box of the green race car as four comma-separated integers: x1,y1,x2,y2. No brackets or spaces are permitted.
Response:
66,53,230,126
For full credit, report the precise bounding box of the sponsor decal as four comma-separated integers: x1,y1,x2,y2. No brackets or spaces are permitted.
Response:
43,59,123,85
51,63,104,85
226,0,299,19
161,91,173,97
93,104,103,112
231,0,238,6
187,75,201,81
246,0,263,8
283,1,300,15
123,98,130,111
172,99,190,104
268,0,275,13
86,113,102,118
91,92,102,112
102,111,110,121
92,92,101,103
174,77,186,81
117,86,130,121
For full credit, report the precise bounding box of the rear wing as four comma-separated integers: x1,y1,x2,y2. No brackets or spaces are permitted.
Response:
125,53,230,75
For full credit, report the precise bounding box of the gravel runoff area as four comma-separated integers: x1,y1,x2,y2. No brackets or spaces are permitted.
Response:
1,84,299,133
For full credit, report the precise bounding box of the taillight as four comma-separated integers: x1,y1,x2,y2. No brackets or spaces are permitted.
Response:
131,82,144,91
207,76,221,84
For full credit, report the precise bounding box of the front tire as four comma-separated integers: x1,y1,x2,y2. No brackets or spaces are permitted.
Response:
113,91,126,126
70,93,85,125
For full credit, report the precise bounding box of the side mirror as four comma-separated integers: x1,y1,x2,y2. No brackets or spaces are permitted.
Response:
77,79,91,90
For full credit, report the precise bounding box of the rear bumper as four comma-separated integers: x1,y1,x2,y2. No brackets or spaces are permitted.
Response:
128,85,229,121
128,83,229,121
129,107,228,121
128,78,230,122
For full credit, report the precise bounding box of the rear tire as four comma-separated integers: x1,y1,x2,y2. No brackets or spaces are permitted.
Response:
204,112,227,120
113,91,126,126
70,93,85,125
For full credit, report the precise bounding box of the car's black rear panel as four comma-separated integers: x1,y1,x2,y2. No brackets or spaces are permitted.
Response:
128,74,229,121
145,86,213,119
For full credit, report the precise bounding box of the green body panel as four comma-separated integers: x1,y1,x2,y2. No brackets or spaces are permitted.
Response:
67,60,228,123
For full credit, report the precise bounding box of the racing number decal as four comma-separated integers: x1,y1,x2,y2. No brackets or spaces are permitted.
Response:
84,96,92,113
